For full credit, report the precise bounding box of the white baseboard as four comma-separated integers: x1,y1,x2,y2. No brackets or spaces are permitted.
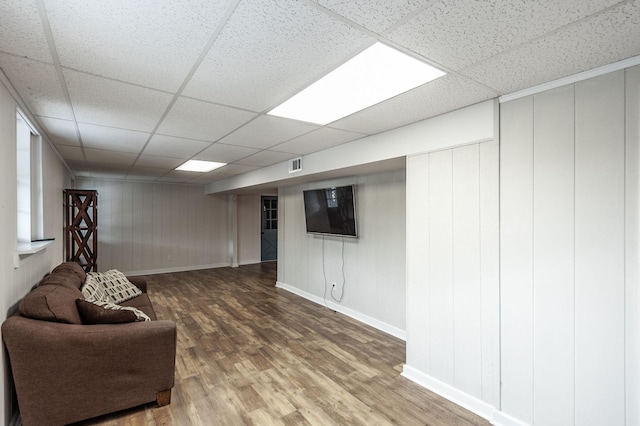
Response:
401,365,495,420
401,365,530,426
491,411,530,426
124,262,231,276
275,281,406,341
238,259,262,266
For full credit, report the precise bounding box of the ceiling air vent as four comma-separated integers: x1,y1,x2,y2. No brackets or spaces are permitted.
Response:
289,157,302,173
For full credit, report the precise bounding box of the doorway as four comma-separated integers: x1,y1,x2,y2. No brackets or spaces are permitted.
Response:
261,196,278,261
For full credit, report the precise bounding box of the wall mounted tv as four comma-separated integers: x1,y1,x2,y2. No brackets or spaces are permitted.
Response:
303,185,358,238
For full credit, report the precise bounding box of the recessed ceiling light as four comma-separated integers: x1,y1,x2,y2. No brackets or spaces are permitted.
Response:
176,160,226,173
268,42,446,125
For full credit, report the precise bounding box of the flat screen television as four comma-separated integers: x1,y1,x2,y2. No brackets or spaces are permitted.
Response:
303,185,357,238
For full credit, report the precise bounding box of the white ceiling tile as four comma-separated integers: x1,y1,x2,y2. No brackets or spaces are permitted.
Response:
37,117,80,146
271,127,366,155
156,170,200,183
189,171,236,184
388,0,623,70
84,148,138,166
182,0,374,111
463,1,640,94
65,160,89,172
156,97,257,142
126,166,168,178
236,150,299,167
194,143,260,163
56,145,85,162
218,115,320,150
330,73,497,134
64,69,173,132
45,0,233,92
142,134,212,158
135,154,185,169
0,1,52,63
310,0,436,33
78,123,149,153
0,54,72,119
217,164,261,175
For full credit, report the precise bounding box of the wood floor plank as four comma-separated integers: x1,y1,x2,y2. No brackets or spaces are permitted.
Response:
79,263,490,426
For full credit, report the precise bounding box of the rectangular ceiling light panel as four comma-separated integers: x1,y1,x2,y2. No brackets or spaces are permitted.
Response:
269,42,446,125
176,160,226,172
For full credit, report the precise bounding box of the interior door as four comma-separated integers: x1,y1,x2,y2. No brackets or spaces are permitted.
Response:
261,196,278,261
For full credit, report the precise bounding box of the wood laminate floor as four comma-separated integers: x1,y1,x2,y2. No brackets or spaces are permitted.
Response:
81,263,490,426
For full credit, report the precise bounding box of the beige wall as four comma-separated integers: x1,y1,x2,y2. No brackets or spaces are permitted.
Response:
0,78,71,424
276,169,406,338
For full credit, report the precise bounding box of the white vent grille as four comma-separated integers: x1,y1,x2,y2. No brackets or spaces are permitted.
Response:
289,157,302,173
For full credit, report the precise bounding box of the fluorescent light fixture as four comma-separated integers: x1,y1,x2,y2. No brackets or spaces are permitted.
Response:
268,42,446,125
176,160,226,173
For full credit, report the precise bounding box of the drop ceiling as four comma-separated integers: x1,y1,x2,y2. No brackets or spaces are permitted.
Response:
1,0,639,185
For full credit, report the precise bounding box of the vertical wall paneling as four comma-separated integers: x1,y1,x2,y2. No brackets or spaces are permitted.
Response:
532,85,576,426
479,139,500,408
625,64,640,426
405,154,430,372
121,183,133,272
76,180,231,274
404,139,500,413
499,96,535,423
574,71,625,426
428,149,455,384
452,144,482,397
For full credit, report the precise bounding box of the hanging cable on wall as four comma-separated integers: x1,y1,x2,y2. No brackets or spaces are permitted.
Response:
322,235,347,306
331,237,345,302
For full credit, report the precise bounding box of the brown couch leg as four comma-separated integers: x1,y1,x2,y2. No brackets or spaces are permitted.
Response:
156,389,172,407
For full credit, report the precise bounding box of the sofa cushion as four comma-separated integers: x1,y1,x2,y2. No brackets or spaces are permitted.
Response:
82,299,151,322
86,270,142,304
19,285,84,324
120,294,157,321
51,261,86,283
39,271,83,290
76,299,138,324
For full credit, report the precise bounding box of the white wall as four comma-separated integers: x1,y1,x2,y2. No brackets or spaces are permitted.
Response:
0,78,70,424
76,179,230,274
276,170,406,337
403,140,500,416
499,66,639,426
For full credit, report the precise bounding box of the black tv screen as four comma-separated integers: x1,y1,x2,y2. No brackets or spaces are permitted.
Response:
303,185,357,238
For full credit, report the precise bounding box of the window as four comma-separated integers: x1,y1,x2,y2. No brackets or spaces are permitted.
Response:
16,111,43,244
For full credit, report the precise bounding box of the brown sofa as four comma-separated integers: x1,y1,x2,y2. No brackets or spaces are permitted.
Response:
1,262,176,426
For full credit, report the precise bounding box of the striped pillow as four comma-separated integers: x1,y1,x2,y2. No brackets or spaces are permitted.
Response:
85,269,142,304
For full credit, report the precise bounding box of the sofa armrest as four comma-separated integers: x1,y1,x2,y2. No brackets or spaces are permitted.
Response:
2,316,176,426
127,275,148,293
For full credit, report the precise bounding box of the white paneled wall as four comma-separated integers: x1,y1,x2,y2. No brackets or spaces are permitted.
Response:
76,179,230,274
499,67,639,426
276,169,406,337
404,140,500,415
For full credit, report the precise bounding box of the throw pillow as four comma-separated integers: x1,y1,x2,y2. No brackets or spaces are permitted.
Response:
76,299,137,324
19,285,84,324
81,274,110,303
86,269,142,304
81,299,151,322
